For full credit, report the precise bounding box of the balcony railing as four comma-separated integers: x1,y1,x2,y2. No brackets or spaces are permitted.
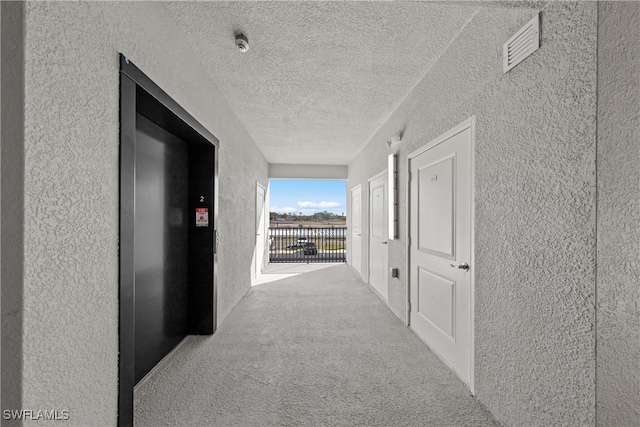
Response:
269,226,346,263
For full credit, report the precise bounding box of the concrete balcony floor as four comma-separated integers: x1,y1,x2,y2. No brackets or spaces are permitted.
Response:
134,264,497,426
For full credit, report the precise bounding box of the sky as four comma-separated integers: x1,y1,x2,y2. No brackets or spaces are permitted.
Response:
270,179,347,216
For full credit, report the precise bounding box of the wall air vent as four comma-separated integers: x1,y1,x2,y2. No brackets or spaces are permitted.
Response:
503,13,540,73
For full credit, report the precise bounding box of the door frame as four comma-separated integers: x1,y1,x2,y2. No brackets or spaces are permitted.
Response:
406,116,476,393
368,169,389,301
255,181,267,280
349,184,362,274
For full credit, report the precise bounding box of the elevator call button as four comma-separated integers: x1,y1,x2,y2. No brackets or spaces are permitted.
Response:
196,208,209,227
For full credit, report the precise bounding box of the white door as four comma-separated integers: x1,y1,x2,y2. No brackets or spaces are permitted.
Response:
409,119,474,389
369,172,388,301
255,183,266,280
350,185,362,276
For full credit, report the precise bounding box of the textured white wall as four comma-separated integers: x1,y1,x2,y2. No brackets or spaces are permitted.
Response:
20,2,267,425
269,164,347,180
596,2,640,425
348,2,597,425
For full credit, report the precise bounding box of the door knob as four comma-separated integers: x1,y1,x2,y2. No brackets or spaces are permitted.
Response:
450,262,469,271
381,241,388,245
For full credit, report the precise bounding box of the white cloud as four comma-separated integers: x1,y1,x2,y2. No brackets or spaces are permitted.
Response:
270,206,298,214
297,201,341,208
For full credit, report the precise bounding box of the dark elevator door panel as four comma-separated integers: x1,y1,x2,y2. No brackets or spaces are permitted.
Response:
134,114,190,384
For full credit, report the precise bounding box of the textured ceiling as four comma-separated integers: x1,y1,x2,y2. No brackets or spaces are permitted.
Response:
163,2,479,165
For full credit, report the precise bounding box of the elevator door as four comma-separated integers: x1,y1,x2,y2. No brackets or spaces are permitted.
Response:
134,114,190,384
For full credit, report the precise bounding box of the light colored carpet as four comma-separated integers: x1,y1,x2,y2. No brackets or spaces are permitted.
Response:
134,264,498,426
252,262,341,286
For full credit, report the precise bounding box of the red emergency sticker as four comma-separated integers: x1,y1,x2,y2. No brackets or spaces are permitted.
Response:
196,208,209,227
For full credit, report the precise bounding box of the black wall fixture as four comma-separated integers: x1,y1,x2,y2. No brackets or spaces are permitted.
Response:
119,54,219,427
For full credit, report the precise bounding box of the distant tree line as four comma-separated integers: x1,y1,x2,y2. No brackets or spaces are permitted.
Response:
270,211,345,222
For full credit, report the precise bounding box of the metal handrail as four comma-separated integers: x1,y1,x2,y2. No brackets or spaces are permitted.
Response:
269,226,347,263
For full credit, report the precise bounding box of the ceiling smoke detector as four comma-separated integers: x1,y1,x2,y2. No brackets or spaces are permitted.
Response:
235,34,249,52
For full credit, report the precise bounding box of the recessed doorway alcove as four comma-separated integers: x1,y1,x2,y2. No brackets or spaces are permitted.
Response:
119,54,219,427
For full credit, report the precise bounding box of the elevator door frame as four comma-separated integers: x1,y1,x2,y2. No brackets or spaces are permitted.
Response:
118,54,219,427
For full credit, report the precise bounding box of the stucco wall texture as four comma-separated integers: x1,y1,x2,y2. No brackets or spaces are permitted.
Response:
348,2,598,425
596,2,640,426
20,2,267,425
